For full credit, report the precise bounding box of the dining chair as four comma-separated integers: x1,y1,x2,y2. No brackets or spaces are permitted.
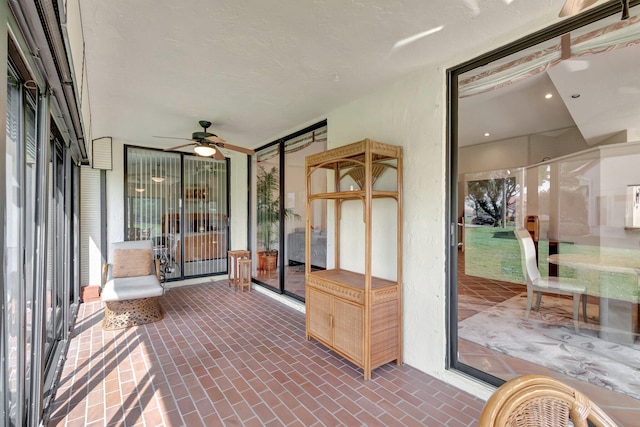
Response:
514,229,587,331
478,374,619,427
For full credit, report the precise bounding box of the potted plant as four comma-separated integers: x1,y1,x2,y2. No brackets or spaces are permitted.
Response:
256,165,300,271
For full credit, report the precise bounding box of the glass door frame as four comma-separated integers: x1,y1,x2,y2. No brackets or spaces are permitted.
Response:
123,145,231,281
253,119,327,300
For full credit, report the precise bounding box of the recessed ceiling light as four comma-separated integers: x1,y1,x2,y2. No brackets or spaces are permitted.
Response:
545,93,553,99
571,94,581,98
484,132,490,137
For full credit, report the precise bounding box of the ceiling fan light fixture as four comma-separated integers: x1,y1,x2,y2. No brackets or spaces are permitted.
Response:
194,144,216,157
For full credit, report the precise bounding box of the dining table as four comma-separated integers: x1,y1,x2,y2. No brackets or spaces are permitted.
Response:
548,253,640,346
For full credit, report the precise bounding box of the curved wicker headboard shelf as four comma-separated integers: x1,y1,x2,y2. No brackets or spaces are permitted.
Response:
340,162,396,190
307,159,364,178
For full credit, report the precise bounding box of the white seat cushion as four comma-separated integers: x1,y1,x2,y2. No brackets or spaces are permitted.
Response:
101,275,163,302
536,277,585,294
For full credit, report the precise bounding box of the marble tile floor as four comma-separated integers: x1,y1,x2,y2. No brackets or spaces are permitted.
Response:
457,256,640,426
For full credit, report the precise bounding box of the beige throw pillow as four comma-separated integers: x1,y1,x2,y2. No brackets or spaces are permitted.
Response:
112,249,152,278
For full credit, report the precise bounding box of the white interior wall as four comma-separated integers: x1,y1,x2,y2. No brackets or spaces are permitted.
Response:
529,127,588,163
460,136,529,175
459,128,589,177
227,152,249,251
457,128,591,221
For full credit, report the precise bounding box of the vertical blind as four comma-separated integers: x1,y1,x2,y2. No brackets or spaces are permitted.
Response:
125,147,228,279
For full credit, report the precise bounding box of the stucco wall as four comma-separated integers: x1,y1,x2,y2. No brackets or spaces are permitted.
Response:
324,66,496,397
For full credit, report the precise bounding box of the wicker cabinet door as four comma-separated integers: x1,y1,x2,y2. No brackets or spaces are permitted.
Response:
333,299,364,364
307,288,332,345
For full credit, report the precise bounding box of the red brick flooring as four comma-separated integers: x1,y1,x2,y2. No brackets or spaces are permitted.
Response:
254,264,306,299
51,256,640,426
48,283,484,426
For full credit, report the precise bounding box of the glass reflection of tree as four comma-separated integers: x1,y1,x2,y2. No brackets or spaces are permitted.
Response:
467,177,518,227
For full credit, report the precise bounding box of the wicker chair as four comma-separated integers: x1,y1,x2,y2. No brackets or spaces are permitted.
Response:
478,375,619,427
101,240,165,330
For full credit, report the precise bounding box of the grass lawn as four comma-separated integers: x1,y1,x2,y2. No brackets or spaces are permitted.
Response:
464,226,640,302
464,226,524,284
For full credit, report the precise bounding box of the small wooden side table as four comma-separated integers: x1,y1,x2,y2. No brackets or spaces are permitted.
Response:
237,258,252,292
228,250,250,289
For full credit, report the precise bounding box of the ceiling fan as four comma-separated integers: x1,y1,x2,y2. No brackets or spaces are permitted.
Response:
559,0,630,19
154,120,255,160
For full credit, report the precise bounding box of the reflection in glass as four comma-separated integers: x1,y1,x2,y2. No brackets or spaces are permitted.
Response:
256,146,282,288
284,128,326,298
5,68,25,426
454,5,640,408
254,126,327,297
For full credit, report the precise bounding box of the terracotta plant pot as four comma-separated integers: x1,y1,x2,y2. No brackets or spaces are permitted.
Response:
258,251,278,272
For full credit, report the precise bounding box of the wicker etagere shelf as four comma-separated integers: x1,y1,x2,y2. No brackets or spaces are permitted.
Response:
304,138,403,380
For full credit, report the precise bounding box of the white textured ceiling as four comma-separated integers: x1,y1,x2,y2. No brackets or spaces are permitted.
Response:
79,0,579,151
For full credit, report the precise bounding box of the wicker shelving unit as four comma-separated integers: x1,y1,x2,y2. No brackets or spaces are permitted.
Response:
304,138,403,380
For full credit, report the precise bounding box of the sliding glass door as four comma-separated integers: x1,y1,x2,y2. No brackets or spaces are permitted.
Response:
182,156,229,276
254,122,327,299
125,149,182,279
45,142,65,365
3,64,79,427
125,147,229,279
256,145,281,288
449,1,640,412
5,64,28,427
283,128,326,299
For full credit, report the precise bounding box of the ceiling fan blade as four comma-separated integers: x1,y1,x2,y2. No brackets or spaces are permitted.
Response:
204,134,226,144
213,149,226,161
164,142,196,151
153,135,195,141
558,0,597,17
209,140,255,156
